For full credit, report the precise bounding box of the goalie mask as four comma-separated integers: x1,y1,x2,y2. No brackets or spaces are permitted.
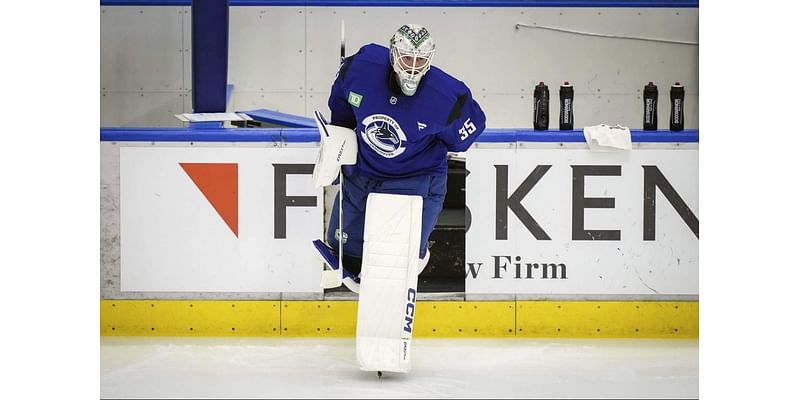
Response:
389,24,435,96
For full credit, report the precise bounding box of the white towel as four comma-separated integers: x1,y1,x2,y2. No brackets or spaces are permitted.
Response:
583,124,632,151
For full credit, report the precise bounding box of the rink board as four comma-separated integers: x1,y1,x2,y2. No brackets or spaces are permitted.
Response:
466,142,698,295
102,128,698,297
100,300,698,338
101,129,698,337
119,146,323,293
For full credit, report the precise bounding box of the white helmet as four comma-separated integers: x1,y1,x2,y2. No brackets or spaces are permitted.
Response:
389,24,435,96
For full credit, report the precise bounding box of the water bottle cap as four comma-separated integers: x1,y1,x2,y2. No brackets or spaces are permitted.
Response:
538,81,544,85
648,81,654,85
562,81,571,86
673,82,683,87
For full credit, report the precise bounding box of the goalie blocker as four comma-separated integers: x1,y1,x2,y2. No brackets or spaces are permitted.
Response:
356,193,423,374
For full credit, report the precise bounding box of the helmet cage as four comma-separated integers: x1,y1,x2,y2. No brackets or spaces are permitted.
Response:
389,24,435,95
391,46,434,79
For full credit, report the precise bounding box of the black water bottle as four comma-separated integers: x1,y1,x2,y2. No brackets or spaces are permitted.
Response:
533,81,549,131
643,82,658,130
559,81,574,130
670,82,684,131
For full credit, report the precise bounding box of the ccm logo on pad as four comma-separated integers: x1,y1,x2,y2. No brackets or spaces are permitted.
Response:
403,288,417,333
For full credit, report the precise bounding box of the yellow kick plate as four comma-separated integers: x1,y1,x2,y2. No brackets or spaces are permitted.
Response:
101,300,697,338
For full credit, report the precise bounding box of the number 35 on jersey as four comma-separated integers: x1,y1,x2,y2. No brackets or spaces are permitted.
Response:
459,118,477,140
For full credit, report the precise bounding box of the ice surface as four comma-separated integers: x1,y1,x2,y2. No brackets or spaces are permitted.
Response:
101,337,698,398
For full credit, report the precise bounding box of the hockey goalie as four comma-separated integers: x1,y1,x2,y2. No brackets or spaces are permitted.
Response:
311,23,486,375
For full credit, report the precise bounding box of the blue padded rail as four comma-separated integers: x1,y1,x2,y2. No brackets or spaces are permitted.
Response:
282,128,320,142
187,121,224,129
486,128,700,142
241,109,317,128
100,127,283,142
101,1,699,7
475,129,518,142
626,129,698,142
100,127,697,143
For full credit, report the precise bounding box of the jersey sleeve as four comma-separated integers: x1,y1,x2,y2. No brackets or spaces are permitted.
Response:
327,57,357,130
436,87,486,152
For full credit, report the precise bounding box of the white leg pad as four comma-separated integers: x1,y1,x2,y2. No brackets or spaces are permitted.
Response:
356,193,423,374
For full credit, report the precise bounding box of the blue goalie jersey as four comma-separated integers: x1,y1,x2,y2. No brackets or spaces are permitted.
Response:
328,43,486,179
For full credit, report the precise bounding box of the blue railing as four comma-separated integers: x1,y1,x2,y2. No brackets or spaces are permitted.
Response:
100,127,698,143
100,1,699,8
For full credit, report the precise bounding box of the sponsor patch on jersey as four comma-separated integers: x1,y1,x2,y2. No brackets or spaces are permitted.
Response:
348,91,363,108
360,114,407,158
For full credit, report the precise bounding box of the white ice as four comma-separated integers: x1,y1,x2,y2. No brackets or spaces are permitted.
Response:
101,337,698,398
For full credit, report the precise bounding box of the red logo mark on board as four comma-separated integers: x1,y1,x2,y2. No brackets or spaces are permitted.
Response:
179,163,238,238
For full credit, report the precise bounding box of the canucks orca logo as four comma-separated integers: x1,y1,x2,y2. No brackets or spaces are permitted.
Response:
373,122,399,146
360,114,407,158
